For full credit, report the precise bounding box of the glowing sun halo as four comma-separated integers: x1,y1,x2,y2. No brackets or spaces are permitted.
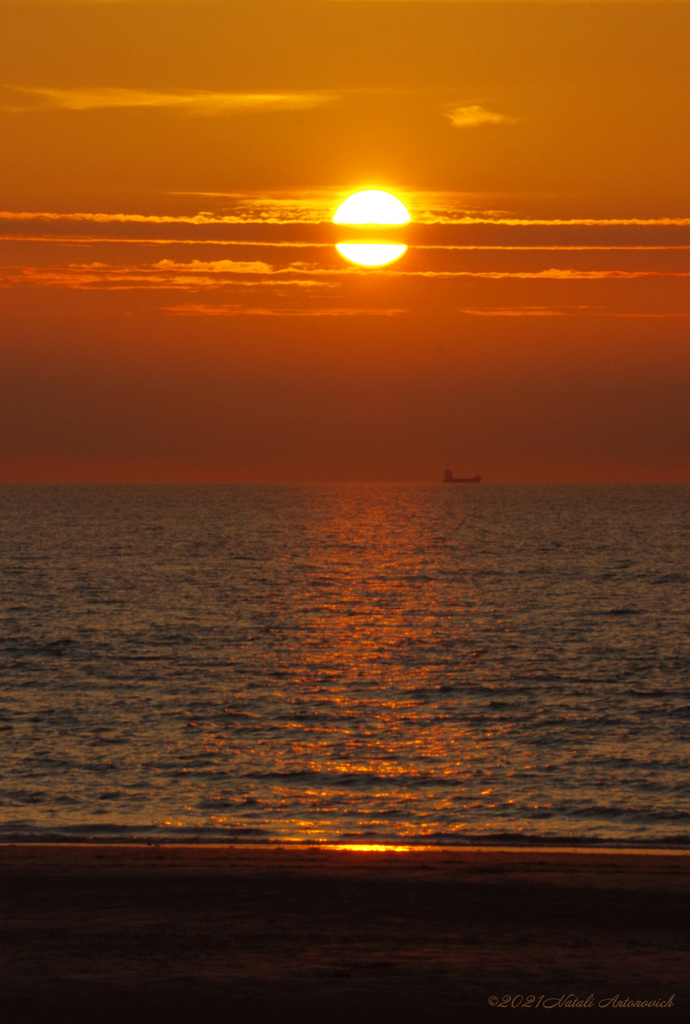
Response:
333,190,410,267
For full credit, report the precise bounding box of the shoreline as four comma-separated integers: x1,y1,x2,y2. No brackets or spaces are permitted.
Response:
2,836,689,852
2,839,690,855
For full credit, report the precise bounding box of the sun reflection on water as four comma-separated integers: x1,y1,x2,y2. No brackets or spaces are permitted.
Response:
325,844,416,853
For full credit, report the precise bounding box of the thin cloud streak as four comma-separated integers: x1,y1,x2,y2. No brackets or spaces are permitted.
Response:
4,210,690,228
0,235,332,249
412,245,690,252
391,269,690,279
5,263,689,294
459,308,690,318
6,209,690,237
0,210,331,227
154,258,275,275
460,307,566,317
3,86,337,116
420,216,690,227
163,305,407,318
1,260,333,291
3,235,690,255
448,104,516,128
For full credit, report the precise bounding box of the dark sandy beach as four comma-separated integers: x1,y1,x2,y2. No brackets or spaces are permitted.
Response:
1,844,687,1023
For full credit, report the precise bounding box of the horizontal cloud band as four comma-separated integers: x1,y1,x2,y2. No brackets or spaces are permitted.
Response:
3,86,337,115
4,210,690,228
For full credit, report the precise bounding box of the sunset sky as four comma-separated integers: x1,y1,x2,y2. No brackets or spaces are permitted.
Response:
2,0,689,482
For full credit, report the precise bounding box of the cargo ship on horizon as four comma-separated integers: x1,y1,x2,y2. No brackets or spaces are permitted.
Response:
444,469,481,483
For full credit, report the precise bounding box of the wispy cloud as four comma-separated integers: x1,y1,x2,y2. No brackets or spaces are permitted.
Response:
341,268,690,280
4,209,690,230
4,235,689,255
0,208,332,227
7,261,688,292
163,305,407,318
2,86,336,116
447,104,516,128
415,245,690,252
1,259,333,291
420,215,690,227
154,258,274,275
461,308,690,319
459,307,567,317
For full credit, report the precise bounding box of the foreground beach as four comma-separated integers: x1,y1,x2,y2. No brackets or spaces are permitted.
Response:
1,845,687,1023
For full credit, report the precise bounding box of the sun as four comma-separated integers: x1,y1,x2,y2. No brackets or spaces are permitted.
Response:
335,243,406,266
333,190,410,267
333,190,411,226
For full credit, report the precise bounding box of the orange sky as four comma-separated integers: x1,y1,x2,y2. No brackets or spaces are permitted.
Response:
1,1,689,482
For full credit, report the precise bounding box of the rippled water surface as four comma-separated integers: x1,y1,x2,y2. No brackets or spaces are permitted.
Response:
1,484,688,846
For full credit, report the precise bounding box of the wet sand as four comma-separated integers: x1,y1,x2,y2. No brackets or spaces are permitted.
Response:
1,844,687,1023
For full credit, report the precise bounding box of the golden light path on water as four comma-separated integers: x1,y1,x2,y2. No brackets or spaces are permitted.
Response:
4,486,689,848
334,189,410,267
325,844,416,852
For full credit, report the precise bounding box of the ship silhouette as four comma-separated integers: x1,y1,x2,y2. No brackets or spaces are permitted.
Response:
444,469,481,483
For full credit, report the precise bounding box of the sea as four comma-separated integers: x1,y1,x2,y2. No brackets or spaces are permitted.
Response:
1,484,688,848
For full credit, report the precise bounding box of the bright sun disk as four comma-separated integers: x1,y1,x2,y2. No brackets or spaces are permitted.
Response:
333,190,410,225
334,190,410,266
336,243,407,267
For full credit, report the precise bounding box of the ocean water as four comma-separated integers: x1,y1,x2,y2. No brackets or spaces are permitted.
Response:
0,483,688,847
